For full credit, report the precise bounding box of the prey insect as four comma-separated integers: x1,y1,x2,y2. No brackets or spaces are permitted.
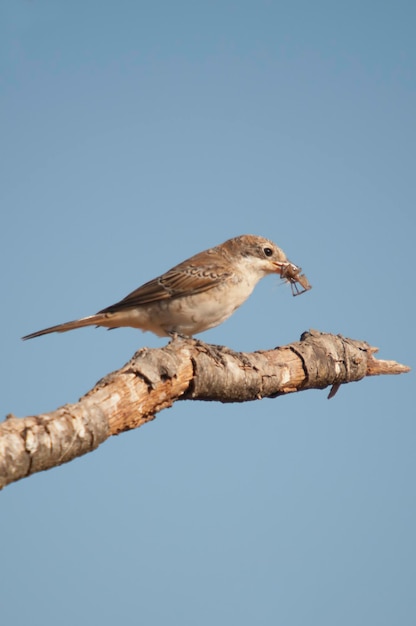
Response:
280,262,312,296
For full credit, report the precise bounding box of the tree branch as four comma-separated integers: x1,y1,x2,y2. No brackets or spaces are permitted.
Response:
1,330,410,489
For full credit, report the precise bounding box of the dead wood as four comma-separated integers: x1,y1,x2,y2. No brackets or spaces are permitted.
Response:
0,330,410,489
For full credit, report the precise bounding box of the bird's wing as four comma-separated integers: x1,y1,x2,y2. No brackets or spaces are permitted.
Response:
99,262,233,313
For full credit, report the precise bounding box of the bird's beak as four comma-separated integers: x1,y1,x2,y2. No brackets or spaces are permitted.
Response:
273,261,289,273
275,261,312,297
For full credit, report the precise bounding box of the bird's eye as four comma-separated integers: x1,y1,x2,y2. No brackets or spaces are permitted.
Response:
263,247,273,257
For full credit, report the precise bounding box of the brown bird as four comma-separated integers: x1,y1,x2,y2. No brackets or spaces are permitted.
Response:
22,234,311,341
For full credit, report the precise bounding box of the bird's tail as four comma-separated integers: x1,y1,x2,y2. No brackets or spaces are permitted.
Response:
22,314,110,340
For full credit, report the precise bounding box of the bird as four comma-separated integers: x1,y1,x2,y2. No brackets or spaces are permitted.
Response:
22,234,311,341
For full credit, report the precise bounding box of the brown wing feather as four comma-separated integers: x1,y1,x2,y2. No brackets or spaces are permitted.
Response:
99,258,233,314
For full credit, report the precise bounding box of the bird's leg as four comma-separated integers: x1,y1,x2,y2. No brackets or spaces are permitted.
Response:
168,331,193,343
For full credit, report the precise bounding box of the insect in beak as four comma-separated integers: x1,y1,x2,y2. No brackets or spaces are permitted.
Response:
277,262,312,296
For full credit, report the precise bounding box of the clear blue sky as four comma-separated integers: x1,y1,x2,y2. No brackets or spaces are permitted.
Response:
1,2,415,624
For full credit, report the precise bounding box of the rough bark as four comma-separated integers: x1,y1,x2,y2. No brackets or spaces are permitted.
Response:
0,330,410,489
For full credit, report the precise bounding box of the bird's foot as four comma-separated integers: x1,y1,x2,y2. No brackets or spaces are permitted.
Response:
168,333,228,367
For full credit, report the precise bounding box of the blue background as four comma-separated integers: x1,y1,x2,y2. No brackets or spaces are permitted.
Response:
1,2,414,624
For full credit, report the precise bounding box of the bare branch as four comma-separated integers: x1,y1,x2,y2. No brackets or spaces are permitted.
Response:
0,331,410,489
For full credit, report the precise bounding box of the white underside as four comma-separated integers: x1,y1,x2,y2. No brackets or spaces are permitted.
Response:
105,267,265,337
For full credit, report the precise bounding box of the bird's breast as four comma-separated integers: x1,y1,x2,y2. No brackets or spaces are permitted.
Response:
113,274,258,337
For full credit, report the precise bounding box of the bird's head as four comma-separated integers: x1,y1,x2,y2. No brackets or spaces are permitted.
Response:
222,235,311,295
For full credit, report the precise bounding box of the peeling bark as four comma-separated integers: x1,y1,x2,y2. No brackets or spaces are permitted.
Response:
0,331,410,489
